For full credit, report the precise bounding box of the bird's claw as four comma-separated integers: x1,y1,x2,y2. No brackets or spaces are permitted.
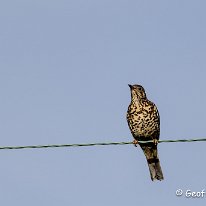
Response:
133,139,139,147
153,139,158,145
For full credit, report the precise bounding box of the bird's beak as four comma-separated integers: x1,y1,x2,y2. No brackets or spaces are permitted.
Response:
128,84,133,89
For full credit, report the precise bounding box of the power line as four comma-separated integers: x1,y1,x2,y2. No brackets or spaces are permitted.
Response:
0,138,206,150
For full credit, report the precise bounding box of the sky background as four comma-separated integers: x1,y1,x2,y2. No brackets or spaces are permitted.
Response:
0,0,206,205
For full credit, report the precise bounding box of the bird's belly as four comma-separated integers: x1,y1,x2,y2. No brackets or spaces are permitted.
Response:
128,114,158,138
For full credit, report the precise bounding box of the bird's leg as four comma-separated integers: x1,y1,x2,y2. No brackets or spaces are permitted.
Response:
133,139,139,147
153,139,158,145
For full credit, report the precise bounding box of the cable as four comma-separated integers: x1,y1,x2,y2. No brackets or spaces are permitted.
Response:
0,138,206,150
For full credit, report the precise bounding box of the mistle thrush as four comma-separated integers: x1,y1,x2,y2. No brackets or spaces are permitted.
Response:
127,84,164,181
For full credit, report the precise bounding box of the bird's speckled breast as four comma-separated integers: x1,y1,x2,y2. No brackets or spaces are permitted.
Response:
127,100,160,140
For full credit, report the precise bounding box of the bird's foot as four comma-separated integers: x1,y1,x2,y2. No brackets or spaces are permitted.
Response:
133,139,139,147
153,139,158,145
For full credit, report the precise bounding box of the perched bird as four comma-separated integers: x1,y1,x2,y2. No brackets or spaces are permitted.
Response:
127,84,164,181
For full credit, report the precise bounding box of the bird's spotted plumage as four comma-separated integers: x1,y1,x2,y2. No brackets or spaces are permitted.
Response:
127,84,164,181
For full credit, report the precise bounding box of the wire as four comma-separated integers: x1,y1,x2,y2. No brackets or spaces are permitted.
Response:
0,138,206,150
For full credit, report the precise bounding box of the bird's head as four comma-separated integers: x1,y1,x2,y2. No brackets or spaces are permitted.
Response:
128,84,147,101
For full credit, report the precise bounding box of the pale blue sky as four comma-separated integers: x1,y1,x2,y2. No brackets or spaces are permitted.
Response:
0,0,206,205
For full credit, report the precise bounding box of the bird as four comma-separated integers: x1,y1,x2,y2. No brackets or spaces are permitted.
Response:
127,84,164,181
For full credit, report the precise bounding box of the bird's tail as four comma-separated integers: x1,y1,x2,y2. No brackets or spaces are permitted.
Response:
141,144,164,181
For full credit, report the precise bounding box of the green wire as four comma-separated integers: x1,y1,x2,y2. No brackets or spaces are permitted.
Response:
0,138,205,150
